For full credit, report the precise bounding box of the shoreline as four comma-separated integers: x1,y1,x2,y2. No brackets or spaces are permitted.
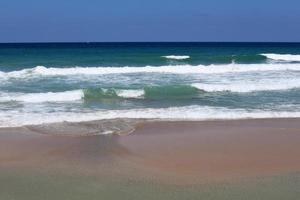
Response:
1,117,300,136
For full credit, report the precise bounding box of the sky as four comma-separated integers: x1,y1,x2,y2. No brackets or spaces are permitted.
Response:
0,0,300,42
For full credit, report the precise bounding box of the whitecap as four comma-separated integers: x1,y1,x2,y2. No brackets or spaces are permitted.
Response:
0,90,83,103
192,78,300,92
261,53,300,62
162,55,190,60
0,63,300,79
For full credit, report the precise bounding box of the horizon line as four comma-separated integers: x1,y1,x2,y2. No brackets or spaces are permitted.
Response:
1,41,300,44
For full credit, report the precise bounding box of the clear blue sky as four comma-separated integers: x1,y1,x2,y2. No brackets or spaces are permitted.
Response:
1,0,300,42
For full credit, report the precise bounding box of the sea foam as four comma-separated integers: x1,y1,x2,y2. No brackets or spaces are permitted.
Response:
2,79,300,103
1,105,300,128
0,90,83,103
162,55,190,60
0,89,145,103
262,54,300,62
0,63,300,79
192,78,300,92
115,89,144,98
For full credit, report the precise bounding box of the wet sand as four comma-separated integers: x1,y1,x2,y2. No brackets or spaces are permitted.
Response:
0,119,300,199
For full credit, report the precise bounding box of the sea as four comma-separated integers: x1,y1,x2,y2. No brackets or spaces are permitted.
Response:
1,42,300,129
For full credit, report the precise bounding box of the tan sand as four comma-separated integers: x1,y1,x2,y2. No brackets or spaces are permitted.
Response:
0,118,299,184
118,119,300,183
0,119,300,199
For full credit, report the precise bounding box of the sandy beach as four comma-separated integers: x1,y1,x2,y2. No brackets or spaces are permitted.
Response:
0,118,299,199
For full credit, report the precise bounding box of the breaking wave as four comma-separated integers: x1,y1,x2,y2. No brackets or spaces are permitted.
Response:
162,55,190,60
0,90,83,103
0,89,144,103
0,63,300,79
1,105,300,128
192,79,300,93
261,53,300,62
1,81,300,103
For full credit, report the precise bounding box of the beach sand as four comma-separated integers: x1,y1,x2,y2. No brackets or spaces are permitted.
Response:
0,119,300,199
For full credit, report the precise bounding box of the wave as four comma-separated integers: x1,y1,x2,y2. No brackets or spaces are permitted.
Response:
231,54,266,63
0,89,145,103
2,105,300,128
1,63,300,79
0,86,197,103
113,89,144,98
261,54,300,62
83,88,144,100
144,82,300,95
1,80,300,103
162,55,190,60
144,85,199,99
0,90,83,103
192,79,300,93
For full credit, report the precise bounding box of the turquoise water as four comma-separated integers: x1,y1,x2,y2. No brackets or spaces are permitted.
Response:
1,43,300,127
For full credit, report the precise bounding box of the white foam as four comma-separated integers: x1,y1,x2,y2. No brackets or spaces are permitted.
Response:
1,105,300,128
1,63,299,79
116,89,144,98
192,79,300,92
163,55,190,60
262,54,300,62
0,89,146,103
0,90,83,103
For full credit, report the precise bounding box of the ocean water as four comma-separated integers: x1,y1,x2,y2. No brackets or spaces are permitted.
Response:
1,42,300,128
